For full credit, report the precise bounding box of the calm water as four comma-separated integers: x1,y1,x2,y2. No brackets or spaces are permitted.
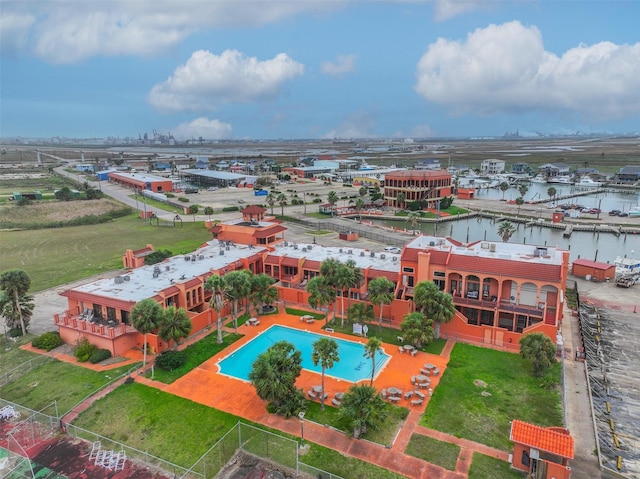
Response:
218,325,390,383
374,215,640,266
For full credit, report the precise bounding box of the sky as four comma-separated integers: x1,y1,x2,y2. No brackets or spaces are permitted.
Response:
1,0,639,141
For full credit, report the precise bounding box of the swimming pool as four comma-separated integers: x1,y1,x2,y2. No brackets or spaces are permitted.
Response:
218,325,391,383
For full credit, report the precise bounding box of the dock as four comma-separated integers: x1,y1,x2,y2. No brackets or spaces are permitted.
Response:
563,224,573,237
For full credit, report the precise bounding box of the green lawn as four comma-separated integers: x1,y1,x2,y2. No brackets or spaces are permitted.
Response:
421,343,563,451
405,433,460,471
0,335,39,376
74,382,405,478
0,214,211,292
468,452,525,479
149,331,242,384
0,359,138,414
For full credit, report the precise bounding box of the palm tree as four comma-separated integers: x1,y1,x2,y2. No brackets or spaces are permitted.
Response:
0,290,34,334
367,277,394,332
413,280,455,338
204,274,227,344
407,211,420,234
188,204,199,221
250,273,278,315
312,338,340,410
547,187,557,205
497,220,517,242
518,184,529,199
519,333,557,376
399,312,434,348
363,337,382,387
499,181,509,200
306,277,336,328
203,206,214,220
355,198,365,222
158,306,192,350
343,259,363,313
396,192,405,209
223,270,251,333
327,191,339,215
358,186,368,198
0,269,32,336
276,193,287,217
130,298,163,373
320,258,342,320
338,384,387,438
347,302,374,326
515,196,524,216
266,191,276,215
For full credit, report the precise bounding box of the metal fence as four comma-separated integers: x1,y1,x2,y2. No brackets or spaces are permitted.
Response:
293,217,407,247
0,354,54,388
180,422,342,479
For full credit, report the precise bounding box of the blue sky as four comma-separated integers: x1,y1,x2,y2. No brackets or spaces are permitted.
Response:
1,1,639,140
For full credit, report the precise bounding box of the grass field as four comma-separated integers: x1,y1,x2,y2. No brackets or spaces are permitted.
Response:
468,452,525,478
405,433,460,471
421,343,563,451
0,214,211,292
0,335,39,375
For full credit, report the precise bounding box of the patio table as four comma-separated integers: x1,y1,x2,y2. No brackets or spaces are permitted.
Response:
403,344,414,351
423,363,436,370
312,385,323,393
416,375,430,383
387,387,401,396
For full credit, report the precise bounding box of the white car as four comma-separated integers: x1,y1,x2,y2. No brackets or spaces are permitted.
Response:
384,247,402,254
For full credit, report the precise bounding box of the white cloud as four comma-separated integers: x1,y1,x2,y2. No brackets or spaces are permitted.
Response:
433,0,488,21
321,54,357,77
3,1,334,64
148,50,305,113
324,110,377,139
415,21,640,120
410,124,436,138
171,117,232,140
0,12,35,55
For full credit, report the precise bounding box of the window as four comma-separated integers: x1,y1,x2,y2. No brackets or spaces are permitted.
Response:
402,267,414,273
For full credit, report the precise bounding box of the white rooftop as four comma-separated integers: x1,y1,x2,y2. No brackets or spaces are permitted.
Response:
406,235,565,265
110,171,168,182
272,243,401,272
71,241,266,303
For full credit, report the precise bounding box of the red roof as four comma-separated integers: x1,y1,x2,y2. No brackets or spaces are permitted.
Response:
510,420,574,459
572,259,615,271
242,205,267,215
447,256,562,283
264,255,281,265
253,225,287,239
281,257,300,267
385,170,450,180
366,268,398,282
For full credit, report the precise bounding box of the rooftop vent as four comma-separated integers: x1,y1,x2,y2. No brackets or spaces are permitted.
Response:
184,256,191,261
294,245,298,250
380,254,386,260
219,249,224,256
392,256,398,262
481,242,489,249
114,276,124,284
198,255,205,260
165,265,170,271
429,241,435,247
370,252,375,258
360,251,365,257
489,244,496,253
191,255,197,261
284,241,289,247
226,246,230,250
339,248,343,253
348,249,353,254
123,276,130,281
153,272,159,278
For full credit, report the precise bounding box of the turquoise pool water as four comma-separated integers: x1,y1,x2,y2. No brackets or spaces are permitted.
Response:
218,325,391,383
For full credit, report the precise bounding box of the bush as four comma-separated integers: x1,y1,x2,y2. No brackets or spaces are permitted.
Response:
8,327,24,338
178,197,190,203
144,249,173,265
222,206,239,212
89,348,112,364
312,198,323,203
32,332,64,351
74,337,97,362
155,350,187,371
165,193,176,198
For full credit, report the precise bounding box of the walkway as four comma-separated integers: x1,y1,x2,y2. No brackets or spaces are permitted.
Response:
36,310,513,479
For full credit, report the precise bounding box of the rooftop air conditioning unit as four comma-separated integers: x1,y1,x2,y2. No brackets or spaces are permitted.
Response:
302,247,308,252
481,242,489,249
392,256,397,262
307,245,313,250
348,249,353,254
184,256,191,261
165,265,170,271
429,241,435,246
191,255,197,261
294,245,298,250
360,251,365,257
199,255,204,260
380,254,386,260
490,244,496,252
226,246,230,250
219,249,224,255
114,276,124,284
152,272,159,278
284,241,289,247
370,251,375,257
339,248,343,253
124,276,130,281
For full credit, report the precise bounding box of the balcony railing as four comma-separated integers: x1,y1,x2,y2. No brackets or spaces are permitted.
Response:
54,312,137,339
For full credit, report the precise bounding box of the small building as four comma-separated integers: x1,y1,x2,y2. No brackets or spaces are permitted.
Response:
480,159,505,175
384,169,452,209
510,419,574,479
207,206,286,247
108,171,173,193
12,191,43,200
511,162,529,174
457,187,475,200
572,259,616,282
76,164,95,172
414,158,441,170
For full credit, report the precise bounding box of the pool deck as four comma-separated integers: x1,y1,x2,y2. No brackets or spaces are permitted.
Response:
28,308,508,478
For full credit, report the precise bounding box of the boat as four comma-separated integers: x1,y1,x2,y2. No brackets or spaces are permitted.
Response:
575,176,603,188
615,256,640,277
530,175,547,184
547,175,574,185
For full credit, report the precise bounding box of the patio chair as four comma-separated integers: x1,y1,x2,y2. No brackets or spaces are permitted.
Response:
410,349,418,357
398,347,404,353
411,399,423,406
420,369,430,375
307,390,316,399
410,376,416,384
389,396,400,403
433,368,440,376
397,336,404,343
381,388,387,399
331,398,341,407
404,391,414,399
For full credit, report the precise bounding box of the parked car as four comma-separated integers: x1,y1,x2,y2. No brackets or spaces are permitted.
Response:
384,246,402,254
608,210,621,216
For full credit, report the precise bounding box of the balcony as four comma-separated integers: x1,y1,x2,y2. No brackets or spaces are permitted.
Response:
54,311,137,339
452,295,498,310
498,301,544,318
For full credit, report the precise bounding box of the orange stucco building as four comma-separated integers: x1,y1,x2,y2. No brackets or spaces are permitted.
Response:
384,170,452,209
53,212,568,357
107,171,174,193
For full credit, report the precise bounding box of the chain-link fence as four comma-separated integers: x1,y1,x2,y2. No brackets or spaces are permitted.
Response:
0,354,54,388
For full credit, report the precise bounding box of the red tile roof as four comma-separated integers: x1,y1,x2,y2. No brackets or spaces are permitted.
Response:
281,257,300,267
242,205,266,214
510,420,574,459
253,225,287,239
447,256,562,282
572,259,615,271
264,255,281,265
385,170,450,180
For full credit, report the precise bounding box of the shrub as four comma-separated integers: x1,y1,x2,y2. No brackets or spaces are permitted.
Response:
8,327,24,338
312,198,323,203
74,337,97,362
32,332,64,351
165,193,176,198
144,249,173,265
222,206,239,212
178,197,190,203
89,348,112,364
155,350,187,371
